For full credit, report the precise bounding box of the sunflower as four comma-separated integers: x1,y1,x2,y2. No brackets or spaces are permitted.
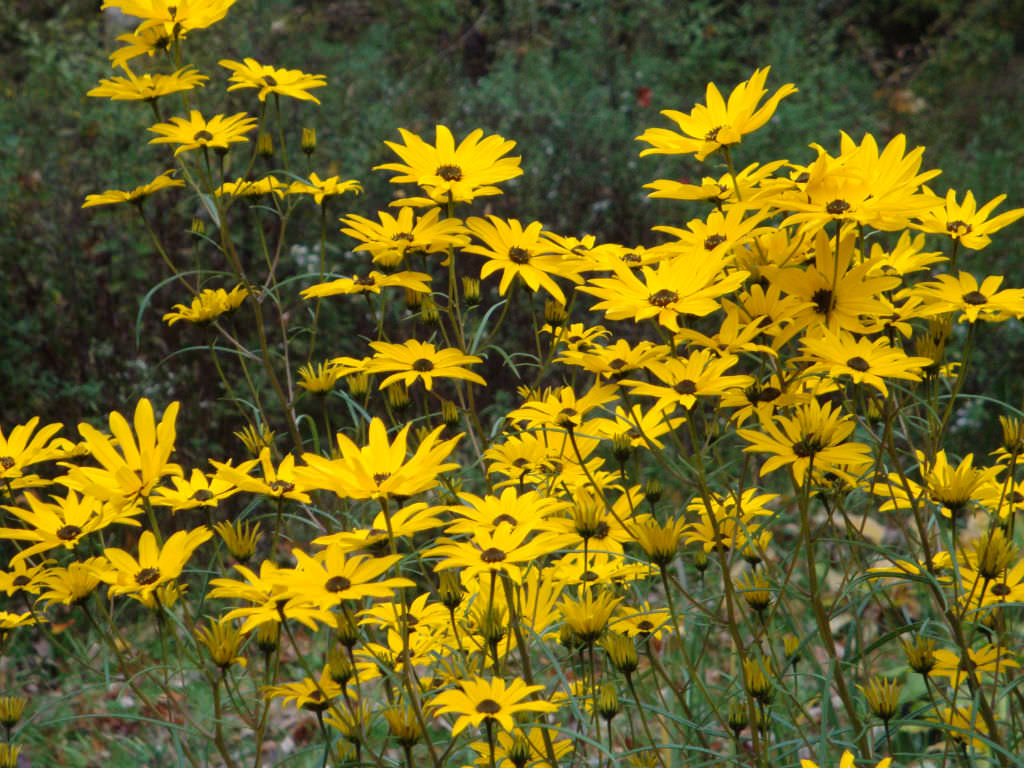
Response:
87,65,207,101
912,271,1024,323
443,488,567,535
761,229,899,341
148,110,257,156
623,349,752,412
799,327,932,396
374,125,523,205
101,527,212,601
162,284,249,325
297,419,461,501
560,588,622,643
0,490,139,564
580,252,748,332
363,339,486,391
150,468,238,512
556,338,669,379
35,559,106,606
214,176,287,198
211,448,312,504
428,523,567,584
931,645,1019,689
83,169,185,208
738,399,872,483
219,58,326,103
264,666,344,713
0,416,64,487
432,676,558,736
312,502,445,552
287,173,363,204
300,270,431,299
801,750,892,768
101,0,238,35
506,383,618,431
340,206,469,268
61,399,182,508
644,160,789,205
208,560,333,635
915,187,1024,250
276,547,413,609
464,216,582,305
108,26,174,69
636,66,797,161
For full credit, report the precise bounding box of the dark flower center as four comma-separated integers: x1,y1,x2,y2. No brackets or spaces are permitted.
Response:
581,569,599,582
792,436,826,458
826,199,851,215
355,275,376,286
991,583,1012,597
811,288,834,315
268,479,294,494
621,252,641,264
436,164,463,181
846,356,870,372
325,576,352,593
962,291,988,305
412,358,434,372
512,458,529,468
594,521,610,539
476,698,502,715
508,247,531,264
758,386,781,403
191,489,214,501
0,457,14,470
609,358,627,370
57,525,82,541
263,75,278,87
493,514,517,526
704,234,727,251
649,289,678,307
480,547,507,563
392,232,415,242
795,172,810,184
674,380,698,395
705,126,723,142
373,472,391,486
947,220,972,236
136,567,161,585
193,130,214,142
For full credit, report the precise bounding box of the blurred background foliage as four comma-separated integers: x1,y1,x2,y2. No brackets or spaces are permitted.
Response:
2,0,1024,460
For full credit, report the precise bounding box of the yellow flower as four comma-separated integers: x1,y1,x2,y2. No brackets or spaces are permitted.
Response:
195,617,247,669
580,252,748,333
738,399,871,483
644,159,789,205
559,588,622,643
428,523,568,585
0,416,64,487
101,527,213,601
163,285,249,325
101,0,238,35
339,206,469,268
636,66,797,161
0,490,139,564
506,383,618,431
276,547,413,609
801,751,891,768
297,419,460,501
799,327,932,396
150,468,238,511
623,349,752,412
87,65,207,101
931,644,1019,688
296,361,343,394
432,676,558,736
915,187,1024,249
912,271,1024,323
375,125,523,205
148,110,257,156
108,26,175,69
300,270,431,299
82,169,185,208
36,558,107,606
465,216,583,305
211,448,312,503
287,173,362,204
61,399,183,508
264,665,343,712
364,339,486,391
213,519,262,562
214,175,287,198
219,58,326,103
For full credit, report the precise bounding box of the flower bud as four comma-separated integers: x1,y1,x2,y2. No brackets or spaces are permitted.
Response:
301,127,317,155
257,132,274,157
